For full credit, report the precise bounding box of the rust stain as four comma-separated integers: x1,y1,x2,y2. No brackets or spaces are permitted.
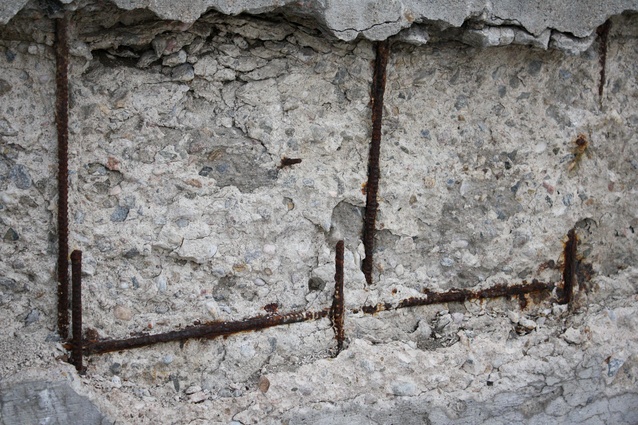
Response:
263,303,279,314
568,134,590,172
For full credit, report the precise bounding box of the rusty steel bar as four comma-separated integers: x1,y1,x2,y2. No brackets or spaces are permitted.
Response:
55,13,70,340
85,309,330,355
331,240,345,354
560,228,578,305
353,280,555,314
596,20,612,100
362,40,390,285
70,250,83,372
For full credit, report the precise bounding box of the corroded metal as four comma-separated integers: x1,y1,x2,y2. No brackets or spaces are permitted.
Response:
55,13,70,340
362,40,390,285
560,228,578,305
331,240,345,354
85,309,330,355
70,250,83,372
596,20,612,100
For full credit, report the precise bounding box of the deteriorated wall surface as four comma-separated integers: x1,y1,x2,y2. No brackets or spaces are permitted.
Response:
1,1,638,424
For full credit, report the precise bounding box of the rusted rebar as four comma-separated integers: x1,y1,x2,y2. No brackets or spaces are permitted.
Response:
353,280,555,313
55,13,70,340
70,250,83,373
278,157,302,169
596,20,612,101
362,40,390,285
560,228,578,305
85,309,330,355
330,240,345,354
84,277,556,357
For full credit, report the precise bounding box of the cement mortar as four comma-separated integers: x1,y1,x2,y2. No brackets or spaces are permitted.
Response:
0,2,637,424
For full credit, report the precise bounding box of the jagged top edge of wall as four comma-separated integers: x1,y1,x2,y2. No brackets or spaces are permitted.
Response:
1,0,638,50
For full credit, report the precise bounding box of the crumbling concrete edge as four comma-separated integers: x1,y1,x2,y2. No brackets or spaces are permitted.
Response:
2,0,638,52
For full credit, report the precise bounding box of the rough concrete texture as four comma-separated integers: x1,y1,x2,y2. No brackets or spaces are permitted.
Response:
0,1,637,424
2,0,638,44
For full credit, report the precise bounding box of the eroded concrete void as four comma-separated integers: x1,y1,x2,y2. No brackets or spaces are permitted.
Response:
0,1,637,424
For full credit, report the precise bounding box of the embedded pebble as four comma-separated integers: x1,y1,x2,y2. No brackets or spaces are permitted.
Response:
24,309,40,325
163,50,187,66
172,63,194,81
184,385,201,395
390,381,417,396
9,165,31,189
3,228,19,241
240,343,256,358
451,312,465,324
258,376,270,393
263,244,277,255
205,300,220,317
562,327,582,344
114,305,133,321
110,206,129,222
156,275,167,292
110,363,122,375
188,391,207,403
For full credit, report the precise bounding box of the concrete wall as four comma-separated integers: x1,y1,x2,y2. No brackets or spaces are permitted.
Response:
1,1,637,424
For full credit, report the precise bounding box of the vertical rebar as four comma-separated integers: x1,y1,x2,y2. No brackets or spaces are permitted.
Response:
561,228,578,306
596,20,611,102
55,13,70,340
71,250,83,372
331,240,345,354
362,40,390,285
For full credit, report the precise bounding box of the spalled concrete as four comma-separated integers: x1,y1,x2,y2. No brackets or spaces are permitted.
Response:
1,1,638,424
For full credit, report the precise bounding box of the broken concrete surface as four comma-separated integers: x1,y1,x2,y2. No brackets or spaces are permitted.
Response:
0,1,638,425
2,0,638,44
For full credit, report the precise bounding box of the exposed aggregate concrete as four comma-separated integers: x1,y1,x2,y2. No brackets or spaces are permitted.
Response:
0,2,637,424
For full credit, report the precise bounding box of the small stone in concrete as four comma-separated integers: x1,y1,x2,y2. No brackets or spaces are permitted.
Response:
162,50,187,66
391,381,418,396
184,385,201,395
24,309,40,325
177,238,217,263
188,391,207,403
0,79,11,96
308,277,325,291
9,165,31,189
114,305,133,321
0,118,17,136
3,228,19,241
110,362,122,375
608,358,624,377
258,376,270,393
172,63,194,81
110,206,129,222
137,50,160,68
562,327,582,344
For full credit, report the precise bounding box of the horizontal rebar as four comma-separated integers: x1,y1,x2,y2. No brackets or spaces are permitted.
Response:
85,280,556,355
85,309,330,355
355,280,556,314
